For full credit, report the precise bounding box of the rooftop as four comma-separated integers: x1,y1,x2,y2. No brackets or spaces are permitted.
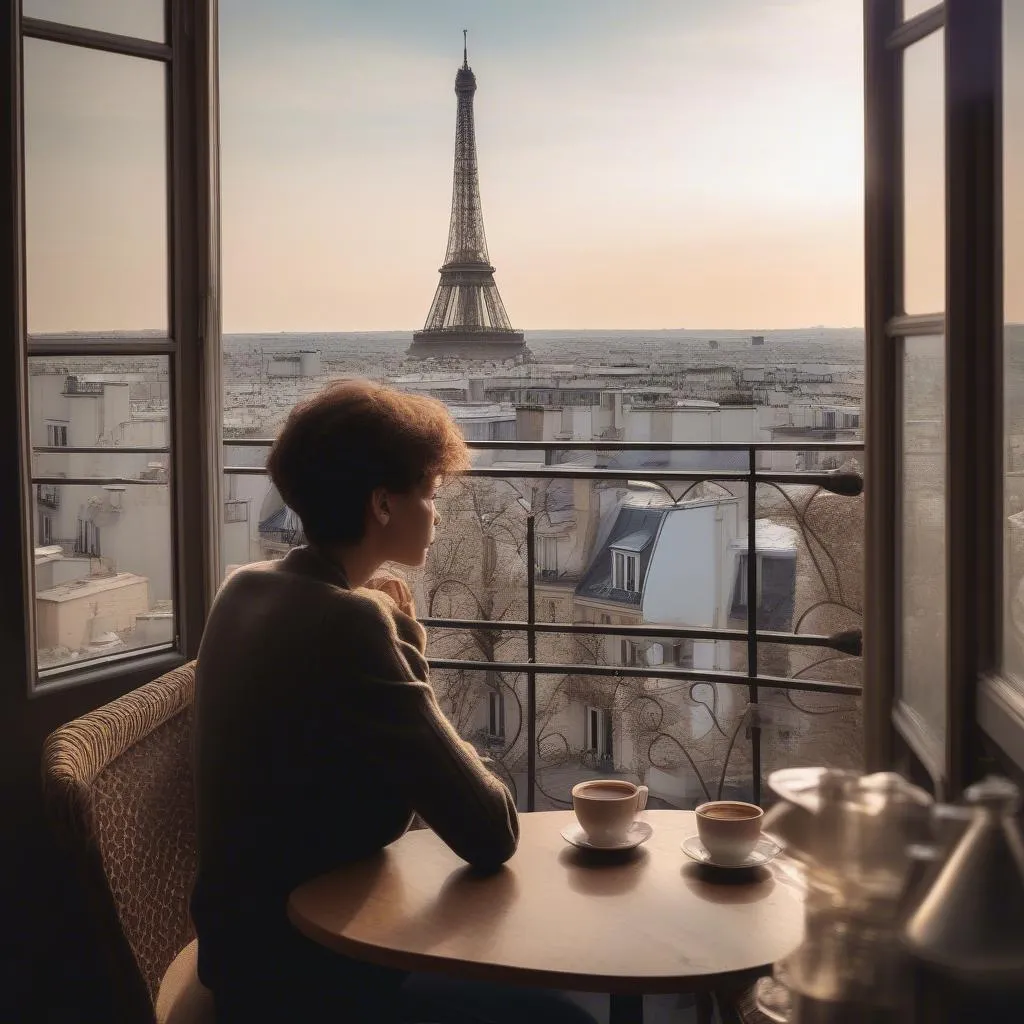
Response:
729,519,800,554
36,572,147,604
34,545,65,564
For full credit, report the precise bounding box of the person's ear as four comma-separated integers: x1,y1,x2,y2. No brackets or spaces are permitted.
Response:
371,487,391,527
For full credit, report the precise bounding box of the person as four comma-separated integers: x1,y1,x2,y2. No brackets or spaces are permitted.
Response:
191,380,597,1024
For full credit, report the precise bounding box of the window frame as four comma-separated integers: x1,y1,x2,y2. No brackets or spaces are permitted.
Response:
585,704,611,757
2,1,221,696
732,552,765,615
619,637,640,666
978,0,1024,773
538,534,558,575
612,549,638,593
487,687,505,740
865,0,1015,791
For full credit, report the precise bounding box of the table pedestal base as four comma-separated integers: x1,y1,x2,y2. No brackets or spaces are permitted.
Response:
609,994,643,1024
608,992,715,1024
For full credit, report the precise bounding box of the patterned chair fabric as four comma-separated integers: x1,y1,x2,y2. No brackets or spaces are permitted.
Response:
42,662,199,1023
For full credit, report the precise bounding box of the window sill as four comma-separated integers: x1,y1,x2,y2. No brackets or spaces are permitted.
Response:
892,699,946,791
978,674,1024,774
31,645,184,699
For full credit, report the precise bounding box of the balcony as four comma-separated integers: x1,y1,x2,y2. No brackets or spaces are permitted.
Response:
225,438,864,812
62,376,104,396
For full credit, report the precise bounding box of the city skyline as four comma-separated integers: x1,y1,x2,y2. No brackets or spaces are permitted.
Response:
26,1,879,334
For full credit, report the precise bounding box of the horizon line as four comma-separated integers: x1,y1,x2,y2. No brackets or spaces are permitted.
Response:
217,325,868,335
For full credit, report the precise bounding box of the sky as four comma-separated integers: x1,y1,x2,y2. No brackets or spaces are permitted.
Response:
24,1,881,332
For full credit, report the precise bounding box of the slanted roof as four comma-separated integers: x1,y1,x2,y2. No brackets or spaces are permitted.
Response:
576,504,667,606
611,530,654,554
541,480,575,527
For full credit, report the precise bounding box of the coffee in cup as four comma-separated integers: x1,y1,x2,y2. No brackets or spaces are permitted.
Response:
571,780,648,845
695,800,764,865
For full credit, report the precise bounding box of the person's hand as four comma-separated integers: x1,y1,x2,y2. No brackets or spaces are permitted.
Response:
365,573,416,619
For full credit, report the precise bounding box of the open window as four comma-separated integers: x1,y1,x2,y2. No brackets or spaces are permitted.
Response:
864,0,1021,791
585,704,613,760
487,687,505,741
612,550,638,593
3,2,220,693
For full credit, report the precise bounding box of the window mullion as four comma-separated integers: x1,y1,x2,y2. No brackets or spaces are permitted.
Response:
168,0,219,659
864,0,904,772
1,0,33,691
887,6,945,50
21,17,172,62
944,0,1002,793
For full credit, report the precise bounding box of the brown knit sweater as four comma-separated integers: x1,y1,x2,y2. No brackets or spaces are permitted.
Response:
190,545,519,1007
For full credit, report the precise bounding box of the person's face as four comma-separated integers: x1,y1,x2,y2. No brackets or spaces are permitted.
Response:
380,475,441,567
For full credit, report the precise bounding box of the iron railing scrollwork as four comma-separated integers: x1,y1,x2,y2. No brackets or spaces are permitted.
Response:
225,438,865,809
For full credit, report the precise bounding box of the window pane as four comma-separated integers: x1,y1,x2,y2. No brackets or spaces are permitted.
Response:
218,2,867,810
899,334,946,746
28,357,173,676
1004,2,1024,685
902,1,942,20
24,0,165,42
903,29,945,314
24,39,168,335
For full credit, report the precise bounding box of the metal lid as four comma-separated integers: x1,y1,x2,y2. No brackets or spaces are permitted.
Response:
963,775,1021,813
903,776,1024,984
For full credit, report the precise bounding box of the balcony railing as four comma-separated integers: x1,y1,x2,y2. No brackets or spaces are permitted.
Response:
63,376,105,395
225,439,864,810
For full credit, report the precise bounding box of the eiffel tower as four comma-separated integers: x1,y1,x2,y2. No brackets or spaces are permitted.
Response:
409,33,527,361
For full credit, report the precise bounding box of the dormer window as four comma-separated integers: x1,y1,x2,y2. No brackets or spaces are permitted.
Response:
608,529,651,595
612,550,638,592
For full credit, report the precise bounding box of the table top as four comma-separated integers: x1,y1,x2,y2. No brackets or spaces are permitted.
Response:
288,809,805,995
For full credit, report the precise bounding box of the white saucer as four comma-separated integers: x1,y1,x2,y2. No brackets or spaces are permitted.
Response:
680,833,781,869
560,820,653,851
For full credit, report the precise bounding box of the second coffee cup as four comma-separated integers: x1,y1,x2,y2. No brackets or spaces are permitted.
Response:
695,799,764,865
571,779,648,845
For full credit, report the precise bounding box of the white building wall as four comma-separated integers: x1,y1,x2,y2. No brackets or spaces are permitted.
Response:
36,575,150,650
624,409,652,442
35,553,92,591
241,475,275,565
115,417,168,447
68,396,101,448
299,351,322,377
570,405,592,440
98,486,173,601
718,407,758,441
100,384,130,436
221,518,251,573
30,374,66,440
642,500,740,627
668,410,714,443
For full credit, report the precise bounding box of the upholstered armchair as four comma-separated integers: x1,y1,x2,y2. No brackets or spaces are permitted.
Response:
42,662,214,1024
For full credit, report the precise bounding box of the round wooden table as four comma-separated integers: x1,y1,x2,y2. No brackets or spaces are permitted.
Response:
289,810,804,1024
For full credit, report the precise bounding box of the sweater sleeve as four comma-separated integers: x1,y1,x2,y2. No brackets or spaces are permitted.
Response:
337,595,519,870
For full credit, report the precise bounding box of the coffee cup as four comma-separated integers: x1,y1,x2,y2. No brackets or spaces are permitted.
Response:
571,779,649,845
695,800,764,865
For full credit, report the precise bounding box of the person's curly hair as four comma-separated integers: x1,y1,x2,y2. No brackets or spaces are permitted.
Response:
267,379,470,545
